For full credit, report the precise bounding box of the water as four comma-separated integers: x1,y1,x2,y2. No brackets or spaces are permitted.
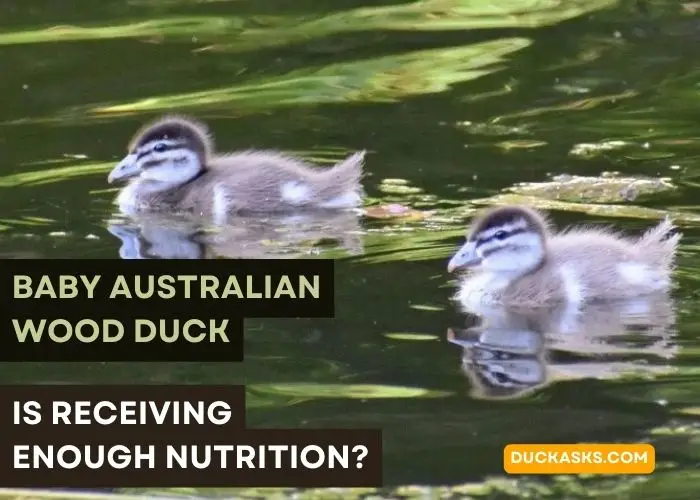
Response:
2,0,700,498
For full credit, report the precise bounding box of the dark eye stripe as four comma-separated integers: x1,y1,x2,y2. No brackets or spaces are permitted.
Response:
141,159,166,169
136,143,182,160
480,246,503,258
474,227,526,247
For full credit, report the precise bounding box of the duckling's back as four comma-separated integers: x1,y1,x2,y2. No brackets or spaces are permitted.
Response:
207,150,365,213
136,150,365,216
545,221,678,300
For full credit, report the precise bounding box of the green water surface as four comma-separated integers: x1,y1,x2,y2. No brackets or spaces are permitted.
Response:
2,0,700,498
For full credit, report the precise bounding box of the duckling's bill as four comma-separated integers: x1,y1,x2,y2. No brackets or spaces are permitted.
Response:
108,154,140,184
447,240,482,272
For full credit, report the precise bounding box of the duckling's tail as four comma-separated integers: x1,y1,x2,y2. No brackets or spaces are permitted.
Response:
637,215,681,269
325,150,365,186
316,150,366,208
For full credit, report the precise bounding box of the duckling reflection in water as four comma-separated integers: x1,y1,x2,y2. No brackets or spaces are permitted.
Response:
447,205,681,310
107,115,366,221
108,210,364,260
448,295,678,400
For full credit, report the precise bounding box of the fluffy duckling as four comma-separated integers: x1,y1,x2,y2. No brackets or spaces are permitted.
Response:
447,205,681,309
107,115,366,219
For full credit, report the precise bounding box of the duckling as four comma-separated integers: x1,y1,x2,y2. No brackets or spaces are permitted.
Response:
107,115,366,220
447,205,681,309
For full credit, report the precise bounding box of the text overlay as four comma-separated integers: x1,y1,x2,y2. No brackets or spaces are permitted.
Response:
0,259,334,361
503,444,655,474
0,385,382,488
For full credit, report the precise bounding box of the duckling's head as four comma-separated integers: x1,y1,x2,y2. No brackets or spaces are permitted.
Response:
447,205,550,275
107,115,214,186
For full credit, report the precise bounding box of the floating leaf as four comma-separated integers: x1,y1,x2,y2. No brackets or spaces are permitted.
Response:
384,333,439,341
497,139,548,150
249,383,450,399
409,304,444,312
363,204,432,221
570,140,629,157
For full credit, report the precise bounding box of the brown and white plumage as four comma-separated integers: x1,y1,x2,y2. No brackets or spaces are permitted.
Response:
107,115,366,220
447,205,681,309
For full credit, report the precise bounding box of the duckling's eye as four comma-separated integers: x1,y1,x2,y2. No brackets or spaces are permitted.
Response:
153,143,167,153
494,230,508,240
